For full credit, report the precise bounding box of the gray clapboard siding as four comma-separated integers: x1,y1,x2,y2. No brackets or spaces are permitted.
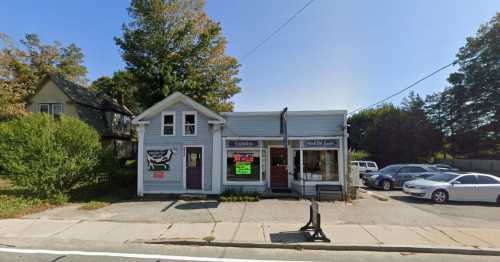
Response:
142,101,214,192
221,113,345,137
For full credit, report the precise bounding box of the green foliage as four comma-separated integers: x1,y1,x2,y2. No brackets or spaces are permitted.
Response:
0,33,88,120
97,147,137,187
0,114,101,198
350,150,371,161
113,0,241,112
348,94,442,167
425,13,500,159
79,201,110,211
219,190,260,202
90,71,140,113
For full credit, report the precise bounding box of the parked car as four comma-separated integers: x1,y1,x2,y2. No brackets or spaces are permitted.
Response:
351,161,379,176
403,172,500,204
363,164,441,191
433,163,460,172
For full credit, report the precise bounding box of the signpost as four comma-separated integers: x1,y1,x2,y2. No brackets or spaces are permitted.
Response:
300,200,331,242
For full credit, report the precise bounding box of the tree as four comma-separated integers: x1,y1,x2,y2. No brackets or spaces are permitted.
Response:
115,0,241,112
0,33,87,120
425,13,500,159
90,71,140,113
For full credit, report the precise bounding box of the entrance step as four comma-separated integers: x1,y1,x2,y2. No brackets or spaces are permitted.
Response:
178,194,208,201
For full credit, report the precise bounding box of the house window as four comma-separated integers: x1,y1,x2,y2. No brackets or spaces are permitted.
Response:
302,150,339,181
161,112,175,136
226,150,261,182
39,103,63,117
183,112,197,136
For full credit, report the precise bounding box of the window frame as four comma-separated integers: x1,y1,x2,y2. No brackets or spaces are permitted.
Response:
182,111,198,136
39,103,63,117
161,111,176,136
223,145,264,186
476,175,500,184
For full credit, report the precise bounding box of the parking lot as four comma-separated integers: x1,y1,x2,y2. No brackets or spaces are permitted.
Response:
368,188,500,225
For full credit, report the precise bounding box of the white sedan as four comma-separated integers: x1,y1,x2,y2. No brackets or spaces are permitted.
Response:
403,172,500,204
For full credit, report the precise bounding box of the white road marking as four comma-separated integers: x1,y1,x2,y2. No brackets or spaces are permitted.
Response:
0,247,311,262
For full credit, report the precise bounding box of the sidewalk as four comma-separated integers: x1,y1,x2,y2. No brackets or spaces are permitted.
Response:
2,218,500,253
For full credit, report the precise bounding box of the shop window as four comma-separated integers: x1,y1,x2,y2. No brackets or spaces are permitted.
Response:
226,150,260,182
302,150,339,181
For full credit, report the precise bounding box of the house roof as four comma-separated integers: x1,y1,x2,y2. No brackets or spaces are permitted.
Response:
132,92,225,124
45,73,132,115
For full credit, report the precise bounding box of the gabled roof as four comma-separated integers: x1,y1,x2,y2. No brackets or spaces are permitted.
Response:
32,73,132,116
132,92,225,124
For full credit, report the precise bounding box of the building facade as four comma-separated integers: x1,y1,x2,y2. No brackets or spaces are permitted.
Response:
132,92,348,197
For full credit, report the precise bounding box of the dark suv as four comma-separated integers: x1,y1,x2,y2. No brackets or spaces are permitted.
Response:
363,164,441,191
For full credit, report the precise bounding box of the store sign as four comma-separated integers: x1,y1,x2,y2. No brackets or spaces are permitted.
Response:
146,149,175,171
153,171,165,179
227,140,259,148
236,162,252,175
234,152,253,175
303,139,339,148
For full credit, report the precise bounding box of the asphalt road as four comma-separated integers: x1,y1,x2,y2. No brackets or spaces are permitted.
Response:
0,240,498,262
370,188,500,223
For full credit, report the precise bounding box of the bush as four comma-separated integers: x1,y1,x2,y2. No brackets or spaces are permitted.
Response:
219,190,260,202
0,114,101,198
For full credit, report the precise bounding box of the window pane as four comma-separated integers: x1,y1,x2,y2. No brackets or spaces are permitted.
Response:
53,104,63,116
185,114,195,124
163,126,173,135
457,175,476,184
367,163,376,167
164,114,173,125
476,176,499,184
185,124,195,135
359,162,367,167
303,150,338,181
227,151,260,182
40,104,50,113
293,150,300,180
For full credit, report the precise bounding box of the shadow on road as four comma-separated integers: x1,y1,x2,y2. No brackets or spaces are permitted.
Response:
174,201,220,210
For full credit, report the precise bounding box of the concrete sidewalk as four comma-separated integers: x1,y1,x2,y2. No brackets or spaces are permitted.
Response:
1,218,500,252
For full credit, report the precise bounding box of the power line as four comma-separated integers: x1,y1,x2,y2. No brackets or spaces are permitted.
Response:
348,61,456,115
239,0,316,61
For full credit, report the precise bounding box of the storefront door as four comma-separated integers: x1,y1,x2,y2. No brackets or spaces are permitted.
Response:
186,147,202,190
270,147,288,188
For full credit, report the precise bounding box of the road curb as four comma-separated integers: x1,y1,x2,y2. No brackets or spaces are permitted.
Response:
359,188,389,201
142,239,500,256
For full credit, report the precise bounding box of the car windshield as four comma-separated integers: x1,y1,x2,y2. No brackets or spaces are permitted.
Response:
426,166,440,172
426,173,458,182
379,165,400,174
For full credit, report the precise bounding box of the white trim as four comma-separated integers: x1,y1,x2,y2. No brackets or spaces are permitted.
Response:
133,92,225,124
222,136,343,141
221,110,347,116
211,124,222,194
182,111,198,136
183,145,204,191
136,124,147,196
160,111,175,136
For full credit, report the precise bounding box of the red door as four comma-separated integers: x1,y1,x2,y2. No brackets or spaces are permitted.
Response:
270,148,288,188
186,147,202,190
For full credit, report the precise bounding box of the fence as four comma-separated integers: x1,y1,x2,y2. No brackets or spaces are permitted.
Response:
440,159,500,175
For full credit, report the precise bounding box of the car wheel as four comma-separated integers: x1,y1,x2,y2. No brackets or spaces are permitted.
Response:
432,190,448,204
381,180,392,191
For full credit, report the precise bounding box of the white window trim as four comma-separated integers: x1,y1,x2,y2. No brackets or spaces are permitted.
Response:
182,111,198,136
161,111,175,136
39,103,64,116
39,103,50,113
298,148,341,183
222,137,265,185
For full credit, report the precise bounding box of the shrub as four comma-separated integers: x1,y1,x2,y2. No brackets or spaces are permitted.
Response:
219,190,260,202
0,114,101,198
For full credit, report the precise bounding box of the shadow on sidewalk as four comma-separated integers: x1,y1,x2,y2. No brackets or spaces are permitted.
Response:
269,231,308,243
175,201,220,210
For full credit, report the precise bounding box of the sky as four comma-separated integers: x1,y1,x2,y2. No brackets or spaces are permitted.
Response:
1,0,498,112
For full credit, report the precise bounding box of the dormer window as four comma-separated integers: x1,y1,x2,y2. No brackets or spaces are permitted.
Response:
40,103,63,117
183,111,197,136
161,112,175,136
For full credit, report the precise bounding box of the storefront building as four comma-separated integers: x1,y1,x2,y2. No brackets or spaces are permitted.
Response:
132,92,348,197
